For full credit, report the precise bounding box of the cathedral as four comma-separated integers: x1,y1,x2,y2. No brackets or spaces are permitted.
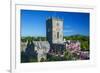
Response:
21,17,82,62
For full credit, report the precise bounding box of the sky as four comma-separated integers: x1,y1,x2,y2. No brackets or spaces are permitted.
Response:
21,9,89,37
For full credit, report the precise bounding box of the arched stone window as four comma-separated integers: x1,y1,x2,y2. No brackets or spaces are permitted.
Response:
57,32,59,39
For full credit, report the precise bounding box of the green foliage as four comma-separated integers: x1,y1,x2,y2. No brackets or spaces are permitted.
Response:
40,58,45,62
29,57,37,62
21,51,29,63
63,50,74,60
47,50,78,61
21,51,37,63
81,41,89,51
47,54,63,61
28,53,37,62
21,36,47,42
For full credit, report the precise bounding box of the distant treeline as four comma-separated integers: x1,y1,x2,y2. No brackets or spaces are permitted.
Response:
21,34,89,51
21,36,47,42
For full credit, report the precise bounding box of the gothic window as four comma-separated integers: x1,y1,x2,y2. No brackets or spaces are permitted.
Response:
57,22,59,26
54,34,56,38
60,34,62,38
57,22,59,29
57,32,59,39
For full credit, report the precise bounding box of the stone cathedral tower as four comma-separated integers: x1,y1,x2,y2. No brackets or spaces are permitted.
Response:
46,17,63,44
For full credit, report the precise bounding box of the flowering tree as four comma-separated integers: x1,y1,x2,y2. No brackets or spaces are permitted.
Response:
65,40,89,60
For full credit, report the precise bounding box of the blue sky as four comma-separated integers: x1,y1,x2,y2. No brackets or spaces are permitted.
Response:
21,9,89,37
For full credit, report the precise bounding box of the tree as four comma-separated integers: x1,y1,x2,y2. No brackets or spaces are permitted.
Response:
40,58,45,62
63,50,74,60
